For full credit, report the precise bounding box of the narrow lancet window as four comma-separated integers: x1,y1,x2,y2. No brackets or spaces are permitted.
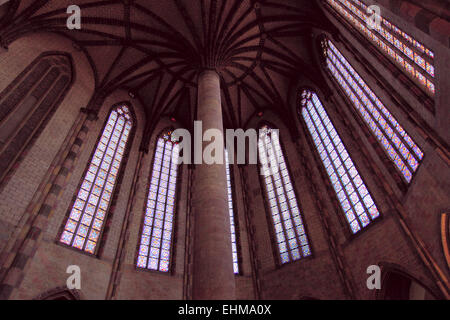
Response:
225,149,239,274
323,39,423,183
326,0,435,94
258,125,311,264
137,130,179,272
60,105,133,254
301,90,380,234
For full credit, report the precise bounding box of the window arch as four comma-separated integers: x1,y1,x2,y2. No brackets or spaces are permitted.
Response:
326,0,435,95
59,104,133,254
225,148,239,274
136,130,180,272
0,52,72,185
300,89,380,234
376,265,438,300
322,39,423,184
258,124,311,264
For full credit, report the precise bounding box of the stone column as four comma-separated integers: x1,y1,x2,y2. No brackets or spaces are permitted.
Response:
191,70,236,300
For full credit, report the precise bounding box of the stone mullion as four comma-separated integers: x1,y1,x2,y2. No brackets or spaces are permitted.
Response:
7,71,64,146
304,106,359,229
323,1,435,111
0,106,98,299
305,105,360,229
0,67,58,164
69,111,116,251
310,99,374,227
334,30,450,165
264,134,291,262
156,142,171,269
0,63,53,129
0,74,67,186
326,71,409,191
142,141,163,269
331,0,434,83
166,144,178,272
90,114,129,254
327,50,419,174
276,144,303,258
368,0,449,49
327,50,418,162
149,140,168,270
270,133,300,261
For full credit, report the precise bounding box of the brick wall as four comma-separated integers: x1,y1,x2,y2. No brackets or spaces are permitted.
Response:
242,111,347,299
116,119,186,300
0,32,94,254
9,88,146,299
0,2,448,299
318,0,449,297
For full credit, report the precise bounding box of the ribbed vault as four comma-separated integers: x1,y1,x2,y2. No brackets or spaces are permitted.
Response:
0,0,338,135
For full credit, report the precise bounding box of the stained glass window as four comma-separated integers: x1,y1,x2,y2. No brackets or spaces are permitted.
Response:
258,125,311,264
301,89,380,234
136,131,179,272
323,39,423,183
225,149,239,274
327,0,435,94
60,105,132,254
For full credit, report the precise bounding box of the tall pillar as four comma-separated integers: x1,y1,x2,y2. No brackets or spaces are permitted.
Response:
191,70,236,300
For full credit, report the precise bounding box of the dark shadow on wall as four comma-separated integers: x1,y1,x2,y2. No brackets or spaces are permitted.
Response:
33,287,82,300
376,264,438,300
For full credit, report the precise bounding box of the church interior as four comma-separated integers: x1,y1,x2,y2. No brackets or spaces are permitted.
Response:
0,0,448,300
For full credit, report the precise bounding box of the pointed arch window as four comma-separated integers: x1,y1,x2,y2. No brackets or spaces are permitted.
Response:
323,39,423,183
136,130,180,272
0,53,72,184
258,125,311,264
59,105,133,254
301,89,380,234
326,0,435,94
225,149,239,274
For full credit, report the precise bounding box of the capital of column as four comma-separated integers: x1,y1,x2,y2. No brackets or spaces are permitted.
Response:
197,69,220,87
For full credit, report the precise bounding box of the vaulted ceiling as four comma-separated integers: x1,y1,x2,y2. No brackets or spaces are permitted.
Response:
0,0,337,134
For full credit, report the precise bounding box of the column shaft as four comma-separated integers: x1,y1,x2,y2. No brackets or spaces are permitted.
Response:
191,70,236,300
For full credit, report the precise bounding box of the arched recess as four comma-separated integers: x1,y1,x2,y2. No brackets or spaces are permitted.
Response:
58,102,136,256
0,51,73,186
135,127,181,273
33,287,82,300
257,121,312,266
375,263,440,300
